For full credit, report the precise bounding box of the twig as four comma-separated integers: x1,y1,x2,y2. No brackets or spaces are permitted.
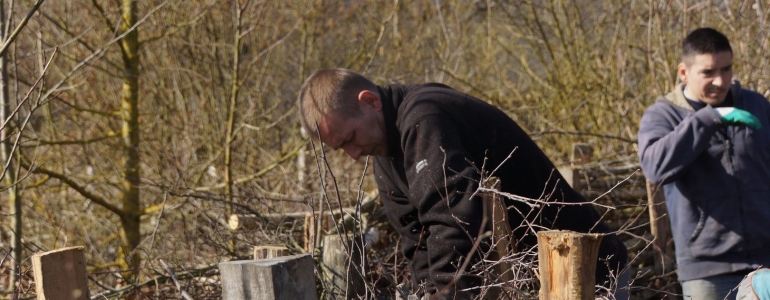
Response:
158,259,193,300
0,0,46,57
477,187,617,210
88,262,223,299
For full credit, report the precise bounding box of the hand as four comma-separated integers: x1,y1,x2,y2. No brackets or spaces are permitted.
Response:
714,107,762,130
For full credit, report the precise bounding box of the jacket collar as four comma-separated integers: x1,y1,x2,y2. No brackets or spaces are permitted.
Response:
378,84,406,161
663,80,743,110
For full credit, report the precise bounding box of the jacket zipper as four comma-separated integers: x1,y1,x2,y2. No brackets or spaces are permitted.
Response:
726,139,735,175
727,135,749,251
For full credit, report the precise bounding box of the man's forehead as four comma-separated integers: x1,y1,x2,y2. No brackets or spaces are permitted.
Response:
317,113,346,147
686,51,732,67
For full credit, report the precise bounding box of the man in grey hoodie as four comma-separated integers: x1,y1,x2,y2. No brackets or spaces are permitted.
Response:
638,27,770,300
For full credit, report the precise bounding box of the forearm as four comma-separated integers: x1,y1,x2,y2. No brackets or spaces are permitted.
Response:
376,186,435,290
416,172,485,299
638,105,721,184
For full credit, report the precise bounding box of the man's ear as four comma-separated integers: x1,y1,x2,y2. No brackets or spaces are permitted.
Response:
677,62,688,83
358,90,382,111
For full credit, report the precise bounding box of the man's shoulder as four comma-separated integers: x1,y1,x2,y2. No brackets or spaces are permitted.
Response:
639,95,691,129
652,83,692,110
645,95,683,113
734,85,770,113
400,83,458,103
396,84,461,120
737,86,768,101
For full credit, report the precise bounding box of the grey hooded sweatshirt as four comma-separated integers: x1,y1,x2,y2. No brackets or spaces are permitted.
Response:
638,81,770,281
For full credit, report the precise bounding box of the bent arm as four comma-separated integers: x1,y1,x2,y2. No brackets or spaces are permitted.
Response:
373,166,433,292
401,115,485,300
637,103,722,184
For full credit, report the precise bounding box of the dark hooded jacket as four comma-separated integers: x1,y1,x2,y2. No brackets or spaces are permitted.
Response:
373,83,627,299
638,81,770,281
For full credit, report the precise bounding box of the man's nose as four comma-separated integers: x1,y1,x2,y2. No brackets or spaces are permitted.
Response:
713,74,727,87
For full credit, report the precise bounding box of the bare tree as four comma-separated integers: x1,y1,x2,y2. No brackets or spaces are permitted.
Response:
0,0,46,293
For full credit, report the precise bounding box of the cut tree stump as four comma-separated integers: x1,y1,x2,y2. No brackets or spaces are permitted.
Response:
219,254,318,300
228,214,261,231
537,230,603,300
32,246,89,300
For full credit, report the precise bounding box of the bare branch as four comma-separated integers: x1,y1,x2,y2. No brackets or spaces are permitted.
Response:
21,161,122,215
0,0,46,57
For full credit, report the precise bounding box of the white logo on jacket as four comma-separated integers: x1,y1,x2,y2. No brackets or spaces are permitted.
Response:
415,159,428,174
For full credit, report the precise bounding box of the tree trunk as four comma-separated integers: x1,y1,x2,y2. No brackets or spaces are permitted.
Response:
118,0,142,282
223,0,243,254
0,0,22,293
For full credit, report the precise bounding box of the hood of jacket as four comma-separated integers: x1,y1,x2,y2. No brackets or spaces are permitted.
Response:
661,80,744,110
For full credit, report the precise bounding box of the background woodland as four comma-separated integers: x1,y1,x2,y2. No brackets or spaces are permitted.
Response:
1,0,770,298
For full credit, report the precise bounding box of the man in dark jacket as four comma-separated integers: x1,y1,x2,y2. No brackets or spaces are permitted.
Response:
298,68,628,299
638,27,770,300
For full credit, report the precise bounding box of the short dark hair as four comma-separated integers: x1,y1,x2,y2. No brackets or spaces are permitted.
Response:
681,27,732,64
297,69,377,139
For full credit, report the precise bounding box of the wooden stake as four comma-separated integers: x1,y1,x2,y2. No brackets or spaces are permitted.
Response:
254,245,289,260
305,211,335,253
219,254,318,300
321,234,367,299
646,180,677,298
571,143,593,166
646,180,672,271
482,177,514,298
537,230,603,300
32,246,89,300
558,165,578,190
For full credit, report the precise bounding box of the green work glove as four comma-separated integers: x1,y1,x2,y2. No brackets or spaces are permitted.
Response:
714,107,762,130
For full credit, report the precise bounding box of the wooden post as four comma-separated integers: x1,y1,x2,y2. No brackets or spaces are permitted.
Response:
219,254,318,300
646,180,677,298
305,211,335,253
558,165,577,189
646,180,673,271
32,246,89,300
481,177,514,297
571,143,593,194
254,245,289,260
321,234,367,299
537,230,603,300
559,144,593,194
571,143,593,166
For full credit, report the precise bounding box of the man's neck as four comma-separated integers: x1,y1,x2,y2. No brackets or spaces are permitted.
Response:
683,86,697,102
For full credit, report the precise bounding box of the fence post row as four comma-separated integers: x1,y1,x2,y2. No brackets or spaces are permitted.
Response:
557,143,676,298
33,143,673,300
